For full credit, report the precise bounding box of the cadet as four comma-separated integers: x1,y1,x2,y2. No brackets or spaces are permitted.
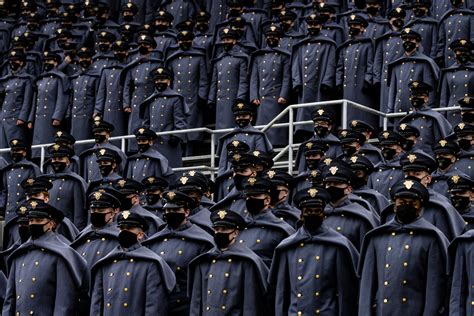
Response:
45,143,88,230
93,147,123,184
174,172,214,235
358,179,449,315
439,39,474,125
292,14,337,139
113,178,164,235
215,140,250,194
121,34,162,152
250,24,291,146
381,150,466,240
69,46,101,153
144,190,214,316
94,40,130,140
140,67,188,168
387,28,439,116
294,108,343,173
211,152,260,215
431,138,464,196
458,94,474,125
188,209,270,315
448,174,474,230
91,30,116,72
0,49,34,149
2,200,89,315
322,163,379,250
29,51,69,158
141,175,168,219
399,81,453,156
368,130,406,199
118,0,155,25
453,120,474,178
404,0,439,59
349,120,384,164
208,28,249,130
1,139,41,221
277,10,305,52
337,129,378,163
293,140,328,195
336,14,378,127
373,7,406,114
43,130,80,174
152,10,177,59
238,177,295,266
165,30,209,154
124,127,175,183
193,11,215,61
270,187,359,316
397,122,420,151
348,154,390,215
436,0,474,68
90,210,176,315
449,218,474,315
265,170,301,229
79,118,127,184
217,100,273,174
71,190,121,270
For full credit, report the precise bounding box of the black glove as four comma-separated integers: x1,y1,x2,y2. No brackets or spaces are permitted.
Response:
197,97,207,109
320,84,332,94
362,81,372,94
168,135,181,147
434,56,445,69
293,85,302,95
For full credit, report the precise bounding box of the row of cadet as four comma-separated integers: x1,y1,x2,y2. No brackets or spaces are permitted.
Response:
0,148,473,315
0,78,472,228
0,0,473,153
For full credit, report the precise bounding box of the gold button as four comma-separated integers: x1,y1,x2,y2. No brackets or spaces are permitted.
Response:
34,261,39,266
32,277,36,282
298,258,303,263
387,246,392,251
384,281,389,286
315,274,320,279
315,256,320,261
385,264,390,268
222,289,227,294
404,245,409,250
384,298,388,304
123,303,128,307
403,262,408,267
126,272,131,276
30,294,35,299
221,305,226,310
315,292,320,296
298,275,302,280
402,297,407,303
227,259,232,263
391,232,396,236
124,288,128,292
224,273,229,277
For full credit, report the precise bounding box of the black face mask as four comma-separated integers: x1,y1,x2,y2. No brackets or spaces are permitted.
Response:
233,174,246,191
413,8,426,17
308,27,321,36
179,42,192,50
29,223,47,239
280,22,292,32
98,43,109,52
459,139,472,151
382,148,397,161
404,139,415,151
352,176,366,189
223,43,234,51
139,46,150,55
94,134,107,143
266,38,279,47
228,8,241,17
52,161,67,173
235,118,251,128
319,14,330,23
306,158,320,170
451,0,463,7
246,197,266,215
44,63,55,72
11,152,24,162
436,157,453,170
410,96,425,108
451,195,471,212
114,52,128,62
146,194,161,205
90,212,109,227
155,82,168,92
195,23,209,33
99,164,113,177
326,186,346,203
395,204,419,223
9,61,22,71
303,213,324,233
118,230,138,248
214,231,234,248
403,41,417,52
315,126,329,137
79,60,92,69
366,6,379,15
138,143,151,153
155,24,169,32
164,212,185,229
462,112,474,123
391,19,404,29
123,14,134,22
343,146,357,157
349,27,361,37
456,53,471,64
18,225,30,243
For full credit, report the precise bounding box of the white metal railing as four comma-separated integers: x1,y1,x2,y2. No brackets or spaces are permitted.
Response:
0,100,461,176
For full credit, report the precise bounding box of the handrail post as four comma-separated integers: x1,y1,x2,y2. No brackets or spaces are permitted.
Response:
383,115,388,131
121,137,126,153
288,106,294,174
210,132,216,180
342,100,348,129
40,146,45,173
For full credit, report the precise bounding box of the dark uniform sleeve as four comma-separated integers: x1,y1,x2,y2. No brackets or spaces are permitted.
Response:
250,57,260,102
173,97,187,142
73,180,88,230
90,267,104,315
279,54,292,100
358,240,378,315
449,242,468,315
54,257,81,314
145,262,169,315
237,58,249,101
208,64,217,106
52,79,69,122
423,239,448,315
189,263,204,315
2,262,16,316
19,78,34,123
336,247,360,315
94,72,107,116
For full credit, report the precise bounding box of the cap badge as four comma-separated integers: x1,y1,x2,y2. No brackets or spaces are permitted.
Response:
122,210,130,219
19,206,27,215
383,132,390,139
329,166,338,175
452,175,460,184
311,170,318,177
248,177,257,186
167,191,176,200
189,171,196,176
147,177,155,183
308,188,318,197
340,131,348,137
306,142,313,149
94,192,102,200
350,156,358,163
400,123,407,130
26,178,35,185
317,109,324,115
138,128,145,134
99,149,106,156
351,120,358,127
439,140,447,147
232,140,239,147
267,170,276,178
180,177,188,185
253,151,260,157
404,180,414,189
458,123,465,130
324,158,332,165
118,179,126,188
408,154,417,163
30,201,38,209
218,210,227,219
